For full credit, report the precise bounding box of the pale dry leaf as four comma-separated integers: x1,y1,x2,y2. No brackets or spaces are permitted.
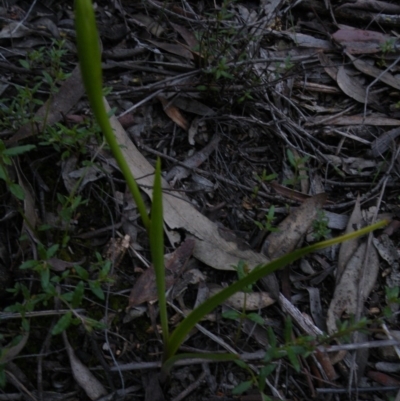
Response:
332,29,391,54
346,52,400,91
337,66,379,104
337,196,362,283
371,127,400,158
170,22,198,49
157,95,189,131
327,241,379,334
62,332,107,400
104,99,278,296
130,14,164,37
262,193,327,259
147,39,193,60
0,22,31,38
208,284,275,310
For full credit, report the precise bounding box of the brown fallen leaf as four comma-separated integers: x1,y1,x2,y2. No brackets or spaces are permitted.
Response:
327,241,379,334
262,193,327,260
157,95,189,131
128,238,195,308
62,331,107,400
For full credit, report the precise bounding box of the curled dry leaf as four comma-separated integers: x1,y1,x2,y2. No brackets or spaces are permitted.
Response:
208,284,275,310
327,241,379,334
128,239,195,308
157,95,189,131
62,332,107,400
262,193,327,259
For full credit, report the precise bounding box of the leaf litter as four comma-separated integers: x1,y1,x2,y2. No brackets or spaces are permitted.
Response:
1,0,400,399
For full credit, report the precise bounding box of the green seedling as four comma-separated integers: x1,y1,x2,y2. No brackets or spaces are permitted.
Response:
312,209,331,241
252,169,277,198
0,140,35,200
255,205,279,233
222,261,265,344
283,148,309,188
75,0,388,380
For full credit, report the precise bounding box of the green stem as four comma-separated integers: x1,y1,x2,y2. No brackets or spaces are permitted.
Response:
74,0,150,231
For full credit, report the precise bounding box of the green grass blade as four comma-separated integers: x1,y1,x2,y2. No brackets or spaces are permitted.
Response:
165,220,387,360
151,158,169,347
74,0,150,231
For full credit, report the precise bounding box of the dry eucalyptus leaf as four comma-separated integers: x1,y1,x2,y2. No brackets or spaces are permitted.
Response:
130,14,164,37
336,66,379,104
208,284,275,310
337,196,362,283
104,99,278,296
262,193,327,259
332,29,391,54
327,241,379,334
63,332,107,400
347,52,400,91
157,95,189,131
128,239,195,308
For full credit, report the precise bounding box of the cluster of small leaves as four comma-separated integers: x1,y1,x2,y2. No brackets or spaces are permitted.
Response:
0,140,35,200
223,261,264,326
312,209,331,241
383,286,400,318
5,245,112,337
282,149,309,188
252,169,278,199
255,206,279,233
232,318,314,399
1,40,69,134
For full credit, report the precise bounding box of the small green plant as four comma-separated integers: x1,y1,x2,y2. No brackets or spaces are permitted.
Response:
255,206,279,233
312,209,331,241
383,286,400,318
4,244,111,337
232,318,314,399
282,148,309,188
75,0,388,381
252,169,278,198
222,261,265,343
0,139,35,200
378,38,396,67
